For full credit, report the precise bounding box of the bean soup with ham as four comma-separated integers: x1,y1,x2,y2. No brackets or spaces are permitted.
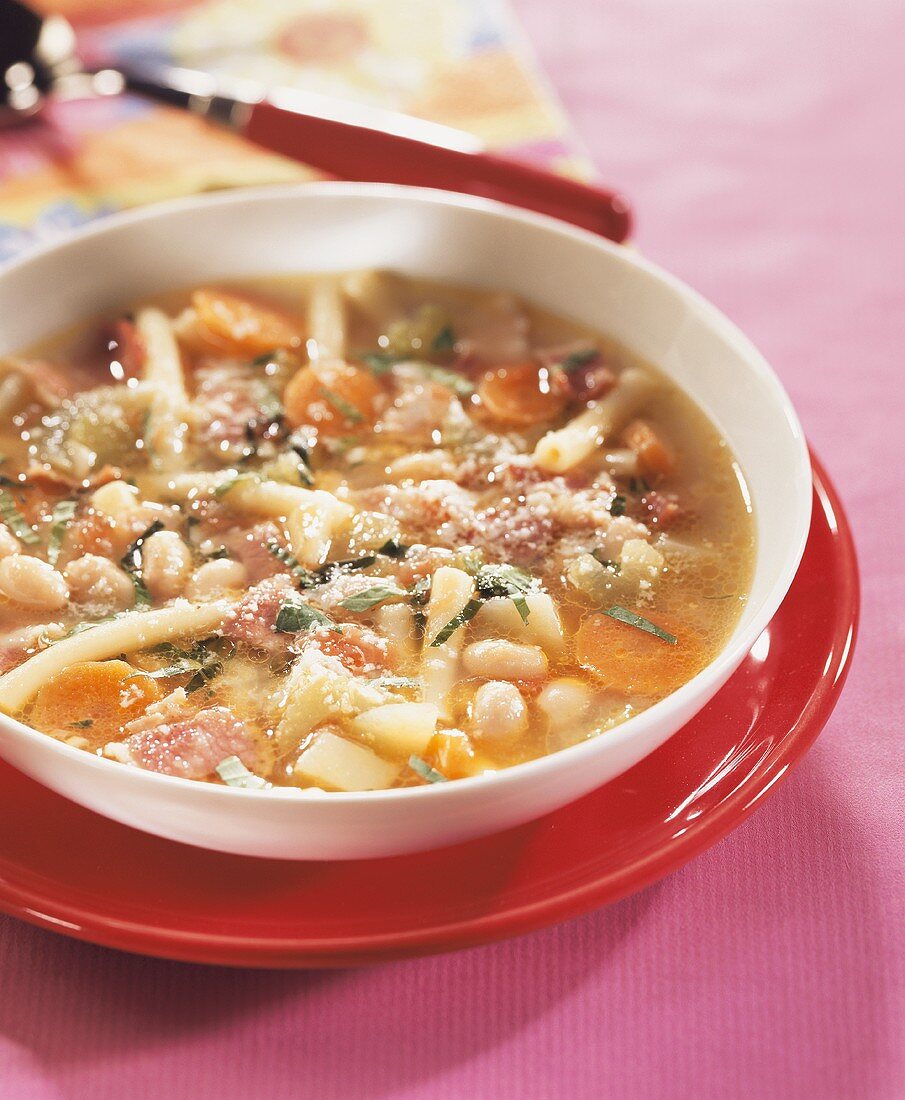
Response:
0,273,754,791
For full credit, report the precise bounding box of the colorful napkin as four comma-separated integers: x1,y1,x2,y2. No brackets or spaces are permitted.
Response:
0,0,589,261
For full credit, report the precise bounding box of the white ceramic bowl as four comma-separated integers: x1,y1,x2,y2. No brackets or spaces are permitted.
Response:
0,184,811,860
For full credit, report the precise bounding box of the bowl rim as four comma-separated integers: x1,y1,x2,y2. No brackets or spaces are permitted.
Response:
0,181,813,805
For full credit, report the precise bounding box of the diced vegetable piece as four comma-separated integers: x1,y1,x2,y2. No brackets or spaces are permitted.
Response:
294,730,399,791
386,303,453,357
622,419,674,479
619,538,665,585
423,566,475,648
350,701,439,758
574,612,698,695
192,288,304,355
283,361,382,433
28,660,161,746
477,362,566,426
473,593,565,656
286,491,355,566
427,729,484,779
276,653,390,753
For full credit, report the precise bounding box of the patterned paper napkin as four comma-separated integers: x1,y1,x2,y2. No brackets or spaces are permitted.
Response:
0,0,590,261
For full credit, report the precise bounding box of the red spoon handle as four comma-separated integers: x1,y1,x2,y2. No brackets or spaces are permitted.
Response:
244,100,632,242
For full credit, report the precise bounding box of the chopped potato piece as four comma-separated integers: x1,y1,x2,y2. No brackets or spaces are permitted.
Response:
294,730,398,791
350,702,439,758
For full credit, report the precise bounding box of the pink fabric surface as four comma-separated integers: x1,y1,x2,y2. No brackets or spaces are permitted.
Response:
1,1,903,1097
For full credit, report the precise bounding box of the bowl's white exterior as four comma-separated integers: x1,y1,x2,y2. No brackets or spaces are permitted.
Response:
0,184,811,860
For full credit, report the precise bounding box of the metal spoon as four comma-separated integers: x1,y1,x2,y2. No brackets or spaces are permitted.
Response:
0,0,632,241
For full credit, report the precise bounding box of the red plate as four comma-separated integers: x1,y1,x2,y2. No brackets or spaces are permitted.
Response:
0,454,857,968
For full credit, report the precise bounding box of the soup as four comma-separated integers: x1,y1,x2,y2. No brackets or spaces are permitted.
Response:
0,273,754,791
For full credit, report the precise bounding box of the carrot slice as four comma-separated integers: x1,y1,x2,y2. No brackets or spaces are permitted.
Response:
622,419,674,479
574,612,701,696
477,361,566,426
427,729,482,779
283,360,382,433
29,660,161,746
192,288,304,356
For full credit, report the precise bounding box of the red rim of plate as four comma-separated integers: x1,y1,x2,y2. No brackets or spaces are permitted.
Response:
0,452,858,967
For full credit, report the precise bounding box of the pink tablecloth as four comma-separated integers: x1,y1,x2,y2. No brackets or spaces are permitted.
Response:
1,1,903,1097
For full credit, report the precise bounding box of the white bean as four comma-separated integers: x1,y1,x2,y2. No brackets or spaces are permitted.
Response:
472,680,528,741
140,530,192,601
64,554,135,613
0,523,22,560
462,639,548,681
185,558,248,600
0,554,69,611
90,480,143,520
537,678,592,731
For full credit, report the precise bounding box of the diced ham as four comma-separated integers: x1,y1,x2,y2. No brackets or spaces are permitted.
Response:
222,522,290,583
299,623,389,676
536,342,616,402
221,574,297,653
308,570,387,612
376,374,457,441
124,704,257,779
458,504,555,566
194,362,283,452
555,361,616,402
359,474,645,568
0,624,64,674
106,317,146,380
396,544,457,585
639,490,683,529
455,293,530,364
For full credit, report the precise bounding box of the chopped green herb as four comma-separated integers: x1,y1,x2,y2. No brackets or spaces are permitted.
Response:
603,605,677,644
414,362,474,397
266,540,318,586
68,612,128,636
119,520,164,607
329,555,377,572
319,385,363,424
139,660,205,680
409,575,432,605
68,719,94,729
378,538,410,559
340,582,406,612
46,498,77,564
431,324,457,352
360,350,403,374
289,438,315,486
629,476,652,494
203,546,232,561
408,755,448,784
213,471,258,499
275,597,335,634
373,676,420,692
474,563,537,623
0,488,39,545
250,348,280,367
216,755,268,789
144,641,224,692
430,598,483,646
608,494,627,517
560,348,599,373
591,550,622,573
